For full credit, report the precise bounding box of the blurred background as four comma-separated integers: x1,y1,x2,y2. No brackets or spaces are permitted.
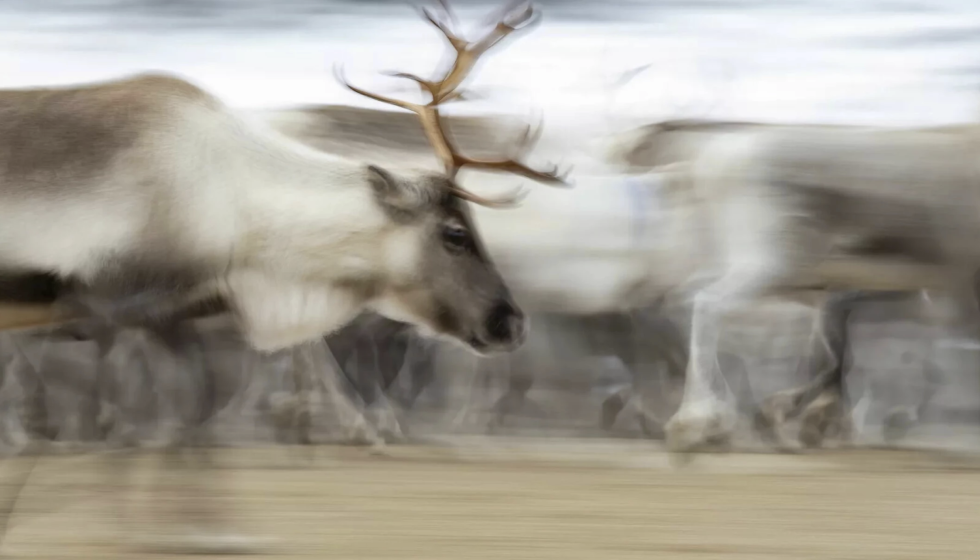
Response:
1,0,980,558
0,0,979,124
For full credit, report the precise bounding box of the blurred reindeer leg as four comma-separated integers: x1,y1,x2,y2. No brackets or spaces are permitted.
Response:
665,268,768,455
753,292,853,450
0,332,56,553
602,310,686,438
348,333,405,444
797,292,939,449
487,360,535,434
600,385,633,432
266,348,312,464
488,317,558,434
882,336,946,445
91,324,144,540
286,345,318,463
307,340,381,448
365,391,406,443
135,324,274,555
593,312,637,433
450,357,487,429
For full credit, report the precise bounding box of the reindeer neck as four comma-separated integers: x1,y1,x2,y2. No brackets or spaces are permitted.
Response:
224,111,389,282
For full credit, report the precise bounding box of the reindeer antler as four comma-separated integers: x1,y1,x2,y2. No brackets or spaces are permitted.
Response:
335,0,569,208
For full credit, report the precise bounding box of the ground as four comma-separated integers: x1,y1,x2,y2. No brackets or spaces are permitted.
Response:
1,439,978,559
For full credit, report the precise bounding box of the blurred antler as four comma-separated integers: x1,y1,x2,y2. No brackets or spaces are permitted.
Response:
335,0,569,208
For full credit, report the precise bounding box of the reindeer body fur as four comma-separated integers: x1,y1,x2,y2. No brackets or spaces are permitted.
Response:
0,73,523,354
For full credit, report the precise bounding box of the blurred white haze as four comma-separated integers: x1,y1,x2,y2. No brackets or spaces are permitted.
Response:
0,0,978,139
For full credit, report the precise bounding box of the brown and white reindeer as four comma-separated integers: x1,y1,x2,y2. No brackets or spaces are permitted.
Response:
0,0,566,358
0,0,569,553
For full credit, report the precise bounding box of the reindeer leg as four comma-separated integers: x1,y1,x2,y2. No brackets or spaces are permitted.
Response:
0,403,37,554
882,351,944,445
0,332,58,554
451,357,492,430
309,341,382,449
664,229,794,457
753,292,852,449
600,386,632,432
91,325,146,544
664,282,745,456
487,360,535,434
353,338,405,445
601,310,685,439
629,310,690,439
593,313,636,433
134,325,274,555
365,391,405,443
396,337,438,413
801,292,945,450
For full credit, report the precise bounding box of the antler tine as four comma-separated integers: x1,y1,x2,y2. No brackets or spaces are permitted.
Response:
455,155,569,185
334,64,422,113
480,0,535,31
337,0,568,209
335,63,459,174
419,5,467,51
434,0,461,30
385,71,477,106
382,71,439,99
426,1,541,104
450,112,569,186
448,184,528,208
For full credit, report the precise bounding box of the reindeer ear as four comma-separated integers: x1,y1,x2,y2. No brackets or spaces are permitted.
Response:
365,165,427,217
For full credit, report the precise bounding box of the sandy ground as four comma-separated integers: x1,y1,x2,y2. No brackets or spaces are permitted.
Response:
0,439,977,559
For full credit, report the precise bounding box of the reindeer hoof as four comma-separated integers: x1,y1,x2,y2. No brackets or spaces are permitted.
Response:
752,392,797,450
344,416,382,447
664,403,736,454
752,408,783,448
798,395,846,449
882,408,916,444
798,418,827,449
600,393,628,431
366,407,406,444
367,440,390,456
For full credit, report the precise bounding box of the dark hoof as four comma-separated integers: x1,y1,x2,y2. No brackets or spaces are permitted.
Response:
752,408,793,451
600,394,627,431
798,420,826,449
882,408,915,444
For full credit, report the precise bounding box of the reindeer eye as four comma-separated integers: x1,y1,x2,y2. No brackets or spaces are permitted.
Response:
442,224,469,249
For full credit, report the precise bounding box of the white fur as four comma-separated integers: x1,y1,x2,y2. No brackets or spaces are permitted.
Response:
0,74,433,352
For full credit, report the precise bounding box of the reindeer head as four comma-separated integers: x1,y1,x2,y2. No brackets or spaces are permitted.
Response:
337,0,569,355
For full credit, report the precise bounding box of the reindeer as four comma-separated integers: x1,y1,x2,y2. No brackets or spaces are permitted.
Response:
601,117,980,455
602,120,979,451
0,0,570,364
0,0,571,552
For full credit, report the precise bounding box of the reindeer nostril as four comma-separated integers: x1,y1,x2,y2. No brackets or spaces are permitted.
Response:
485,300,521,342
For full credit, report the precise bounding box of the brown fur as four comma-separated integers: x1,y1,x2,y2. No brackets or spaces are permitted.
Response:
0,73,217,193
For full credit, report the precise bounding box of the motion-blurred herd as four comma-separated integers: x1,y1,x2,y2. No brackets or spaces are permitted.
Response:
0,0,977,553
